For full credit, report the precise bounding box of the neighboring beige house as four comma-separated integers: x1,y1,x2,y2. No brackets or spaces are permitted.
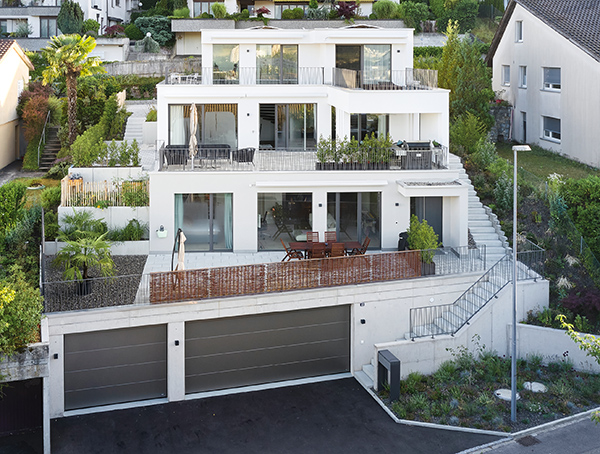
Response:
0,39,33,170
486,0,600,168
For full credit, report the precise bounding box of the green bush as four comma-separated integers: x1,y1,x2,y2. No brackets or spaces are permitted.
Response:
292,7,305,18
146,106,157,122
44,210,60,240
493,171,513,214
306,6,330,19
0,268,44,355
172,6,190,17
107,219,148,241
22,136,41,171
470,138,497,171
449,112,486,155
0,181,27,234
134,16,173,46
82,18,100,34
436,0,478,33
57,0,84,34
372,0,398,19
125,23,144,40
211,2,227,18
429,0,445,18
407,214,440,263
121,177,148,206
99,94,130,140
397,1,429,32
414,46,444,58
71,124,105,167
40,186,62,211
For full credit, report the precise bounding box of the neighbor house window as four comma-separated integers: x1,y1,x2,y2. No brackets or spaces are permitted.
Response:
274,3,308,19
0,20,7,36
501,65,510,86
40,17,57,38
515,21,523,42
543,67,561,90
519,66,527,88
194,0,220,16
542,116,561,142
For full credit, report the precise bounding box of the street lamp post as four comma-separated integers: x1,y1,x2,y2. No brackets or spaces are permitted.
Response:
511,144,530,422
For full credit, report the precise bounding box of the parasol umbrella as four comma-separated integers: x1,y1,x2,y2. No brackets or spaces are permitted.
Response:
189,103,198,167
175,231,186,271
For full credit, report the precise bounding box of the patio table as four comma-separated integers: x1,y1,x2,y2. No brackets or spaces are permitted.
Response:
289,241,363,257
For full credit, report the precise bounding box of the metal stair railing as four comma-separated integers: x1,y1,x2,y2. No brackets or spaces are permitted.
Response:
37,110,51,169
409,246,545,340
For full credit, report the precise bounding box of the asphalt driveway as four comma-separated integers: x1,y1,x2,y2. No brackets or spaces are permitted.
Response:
51,378,500,454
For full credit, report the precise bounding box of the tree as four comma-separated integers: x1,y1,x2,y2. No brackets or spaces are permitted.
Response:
42,34,105,146
438,20,461,96
558,314,600,424
57,0,84,34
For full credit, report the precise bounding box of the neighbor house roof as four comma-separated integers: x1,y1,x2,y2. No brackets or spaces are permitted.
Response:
0,39,35,70
486,0,600,64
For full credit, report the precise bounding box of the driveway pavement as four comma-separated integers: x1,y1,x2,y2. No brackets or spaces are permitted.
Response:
51,378,500,454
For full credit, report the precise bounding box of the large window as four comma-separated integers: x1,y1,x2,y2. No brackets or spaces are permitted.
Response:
515,21,523,42
501,65,510,86
327,192,381,249
175,193,233,252
350,114,388,142
257,193,312,250
256,44,298,84
336,44,391,83
274,3,308,18
259,104,315,150
40,17,57,38
542,116,561,142
169,104,238,149
213,44,239,84
543,67,561,90
0,20,8,37
194,0,220,16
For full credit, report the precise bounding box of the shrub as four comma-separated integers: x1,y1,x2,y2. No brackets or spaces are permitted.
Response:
172,6,190,17
0,181,27,234
121,177,149,206
281,8,295,19
306,5,330,19
47,156,72,179
146,106,157,122
211,2,227,18
407,214,440,263
493,171,513,214
372,0,398,18
107,219,148,241
71,124,105,167
414,46,444,58
13,21,32,38
17,81,52,118
333,1,358,20
397,2,429,32
125,23,144,40
44,210,60,240
22,95,49,142
292,7,305,18
134,16,173,46
470,138,497,171
57,0,84,34
449,112,486,155
40,186,62,211
103,24,125,37
436,0,478,33
82,18,100,34
0,268,44,355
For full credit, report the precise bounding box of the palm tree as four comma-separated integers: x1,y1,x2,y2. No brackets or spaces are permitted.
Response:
42,34,105,146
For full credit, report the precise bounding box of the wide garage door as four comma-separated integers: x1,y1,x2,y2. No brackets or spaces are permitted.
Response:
64,325,167,411
185,305,350,394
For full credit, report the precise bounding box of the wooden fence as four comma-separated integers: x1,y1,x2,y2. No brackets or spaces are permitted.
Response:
61,177,149,208
149,250,422,304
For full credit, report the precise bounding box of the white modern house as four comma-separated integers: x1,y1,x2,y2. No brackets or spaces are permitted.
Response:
486,0,600,168
42,25,549,422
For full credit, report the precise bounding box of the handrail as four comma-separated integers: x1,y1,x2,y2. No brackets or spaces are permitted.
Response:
37,110,51,169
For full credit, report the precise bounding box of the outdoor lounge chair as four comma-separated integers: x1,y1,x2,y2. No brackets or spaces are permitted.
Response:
281,239,303,261
349,237,370,255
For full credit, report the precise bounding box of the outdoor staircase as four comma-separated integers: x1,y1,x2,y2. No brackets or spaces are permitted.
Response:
448,154,509,266
39,127,60,171
123,113,145,144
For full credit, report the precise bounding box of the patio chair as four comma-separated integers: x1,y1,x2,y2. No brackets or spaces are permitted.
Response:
325,231,337,243
329,242,345,258
272,215,295,241
349,237,371,256
280,239,303,261
310,242,326,259
232,147,256,165
306,231,319,243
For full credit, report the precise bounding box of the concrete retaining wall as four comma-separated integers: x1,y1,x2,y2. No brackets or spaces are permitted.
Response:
44,240,149,256
0,343,49,383
103,58,202,77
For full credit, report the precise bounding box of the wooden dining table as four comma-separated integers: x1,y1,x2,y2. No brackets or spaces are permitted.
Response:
289,241,362,257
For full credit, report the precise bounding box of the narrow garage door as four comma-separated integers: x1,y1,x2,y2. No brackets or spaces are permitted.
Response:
64,325,167,411
185,305,350,394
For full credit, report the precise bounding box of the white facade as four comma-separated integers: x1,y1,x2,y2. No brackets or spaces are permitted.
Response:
152,27,459,254
490,2,600,168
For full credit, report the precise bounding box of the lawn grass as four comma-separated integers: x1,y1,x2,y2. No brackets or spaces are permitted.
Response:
14,177,61,209
496,143,600,181
380,339,600,432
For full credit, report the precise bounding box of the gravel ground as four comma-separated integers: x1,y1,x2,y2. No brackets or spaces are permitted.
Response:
43,255,147,312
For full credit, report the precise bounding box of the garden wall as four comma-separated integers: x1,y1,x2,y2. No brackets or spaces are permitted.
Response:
488,104,512,143
0,343,49,383
57,206,149,230
516,324,600,373
44,240,149,256
68,166,145,182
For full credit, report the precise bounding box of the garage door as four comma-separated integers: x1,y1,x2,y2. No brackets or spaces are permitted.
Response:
185,305,350,394
64,325,167,411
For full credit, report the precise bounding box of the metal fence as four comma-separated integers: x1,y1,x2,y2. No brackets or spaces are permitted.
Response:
60,176,149,208
332,68,438,90
165,67,325,86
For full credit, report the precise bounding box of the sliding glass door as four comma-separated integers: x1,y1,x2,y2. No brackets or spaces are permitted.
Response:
327,192,381,249
259,104,315,150
175,193,233,252
257,44,298,84
169,104,238,149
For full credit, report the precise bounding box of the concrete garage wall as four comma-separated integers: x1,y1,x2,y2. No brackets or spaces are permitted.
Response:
373,278,550,382
46,271,489,417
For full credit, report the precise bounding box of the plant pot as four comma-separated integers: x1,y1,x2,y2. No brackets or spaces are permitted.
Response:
421,261,436,276
75,279,93,296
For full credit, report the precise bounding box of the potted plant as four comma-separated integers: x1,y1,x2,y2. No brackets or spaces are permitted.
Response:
406,214,440,276
54,211,114,295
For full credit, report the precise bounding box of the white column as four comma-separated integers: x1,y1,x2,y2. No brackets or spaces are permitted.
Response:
167,321,185,402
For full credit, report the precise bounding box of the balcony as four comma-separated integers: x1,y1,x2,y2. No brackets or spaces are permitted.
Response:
164,67,438,90
1,0,61,6
157,143,449,172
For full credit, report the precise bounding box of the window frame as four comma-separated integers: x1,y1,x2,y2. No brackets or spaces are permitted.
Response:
542,67,561,91
40,17,57,38
515,20,523,42
501,65,510,86
519,65,527,88
542,115,561,143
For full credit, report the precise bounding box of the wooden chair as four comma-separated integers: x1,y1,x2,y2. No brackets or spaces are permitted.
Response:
324,231,337,243
281,239,303,261
306,231,319,243
310,242,327,259
350,237,371,255
272,215,294,241
329,242,345,258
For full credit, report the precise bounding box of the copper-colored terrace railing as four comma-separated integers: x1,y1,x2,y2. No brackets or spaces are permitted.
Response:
149,250,422,304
